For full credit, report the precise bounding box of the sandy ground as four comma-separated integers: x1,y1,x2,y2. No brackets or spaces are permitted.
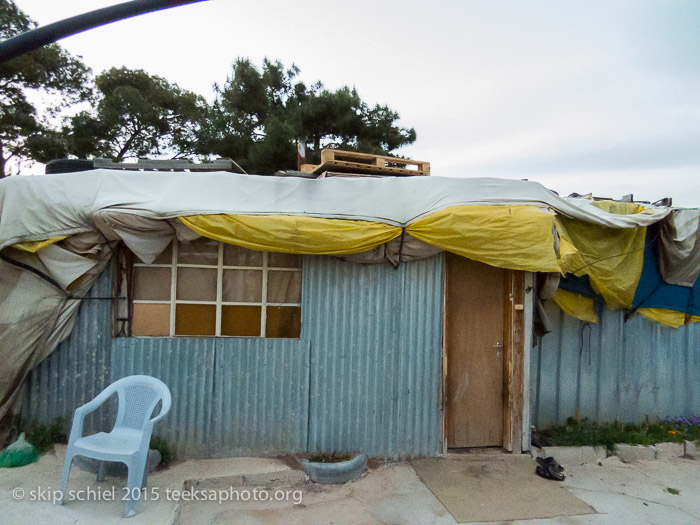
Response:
0,445,698,524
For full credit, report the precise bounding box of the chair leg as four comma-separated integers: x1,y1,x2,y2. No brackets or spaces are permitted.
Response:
97,460,105,482
141,463,149,490
58,452,74,505
123,458,146,518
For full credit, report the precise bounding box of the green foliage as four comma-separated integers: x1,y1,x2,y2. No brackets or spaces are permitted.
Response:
1,0,417,175
20,417,68,454
205,57,416,174
65,67,208,161
0,0,91,177
539,416,700,451
150,435,174,468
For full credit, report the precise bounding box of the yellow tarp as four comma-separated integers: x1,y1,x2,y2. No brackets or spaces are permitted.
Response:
638,308,700,328
556,216,646,309
591,200,645,215
179,206,692,330
406,205,560,273
12,235,68,253
552,289,598,323
178,214,402,254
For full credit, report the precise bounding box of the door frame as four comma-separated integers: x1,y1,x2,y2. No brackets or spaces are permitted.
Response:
441,265,527,454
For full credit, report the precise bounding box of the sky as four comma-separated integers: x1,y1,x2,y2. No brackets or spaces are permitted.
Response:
13,0,700,206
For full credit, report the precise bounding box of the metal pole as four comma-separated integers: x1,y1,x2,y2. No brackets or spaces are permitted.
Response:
0,0,208,64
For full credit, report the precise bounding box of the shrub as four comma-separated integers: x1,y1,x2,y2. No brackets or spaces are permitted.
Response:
150,435,174,468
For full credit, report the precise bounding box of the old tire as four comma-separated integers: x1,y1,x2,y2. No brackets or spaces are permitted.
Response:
298,453,367,484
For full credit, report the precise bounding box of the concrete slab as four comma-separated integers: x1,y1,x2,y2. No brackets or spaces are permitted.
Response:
655,442,684,460
536,445,607,466
685,440,700,459
177,463,455,525
614,444,657,462
412,454,594,522
511,456,700,524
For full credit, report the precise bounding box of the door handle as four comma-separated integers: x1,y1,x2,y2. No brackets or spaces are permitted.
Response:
492,342,502,348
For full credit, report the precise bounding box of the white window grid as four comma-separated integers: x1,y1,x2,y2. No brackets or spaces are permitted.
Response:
132,240,302,337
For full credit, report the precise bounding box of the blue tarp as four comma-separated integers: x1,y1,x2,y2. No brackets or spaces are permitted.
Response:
632,227,699,316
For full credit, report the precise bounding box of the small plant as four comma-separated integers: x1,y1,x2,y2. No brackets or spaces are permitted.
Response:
20,418,67,454
308,451,352,463
150,435,174,468
667,487,680,495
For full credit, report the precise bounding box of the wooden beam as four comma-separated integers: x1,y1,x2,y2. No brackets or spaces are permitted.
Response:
503,270,526,453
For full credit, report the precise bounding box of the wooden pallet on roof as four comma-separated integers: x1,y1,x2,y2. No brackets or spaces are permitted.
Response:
300,149,430,176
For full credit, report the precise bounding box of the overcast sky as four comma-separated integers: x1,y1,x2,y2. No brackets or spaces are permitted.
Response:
14,0,700,206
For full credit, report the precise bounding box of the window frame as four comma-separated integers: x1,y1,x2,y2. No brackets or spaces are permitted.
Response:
132,240,303,337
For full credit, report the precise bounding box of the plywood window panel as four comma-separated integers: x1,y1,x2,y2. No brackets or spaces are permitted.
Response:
222,269,263,302
132,303,170,336
221,305,262,336
269,253,302,268
175,304,216,336
223,244,263,266
133,267,171,301
267,271,302,303
177,267,217,301
131,240,302,338
177,239,219,265
265,306,301,338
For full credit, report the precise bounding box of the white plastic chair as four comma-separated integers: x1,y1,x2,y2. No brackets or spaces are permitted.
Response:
58,375,172,518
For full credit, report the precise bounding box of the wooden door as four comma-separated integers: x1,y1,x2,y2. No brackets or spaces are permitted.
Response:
445,253,505,448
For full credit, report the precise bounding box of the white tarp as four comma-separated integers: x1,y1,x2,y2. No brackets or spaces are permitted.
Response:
0,170,671,253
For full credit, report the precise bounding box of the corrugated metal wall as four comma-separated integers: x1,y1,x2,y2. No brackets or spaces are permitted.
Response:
22,263,114,435
111,338,214,457
302,255,444,457
209,338,309,457
531,301,700,428
22,254,445,458
110,337,309,458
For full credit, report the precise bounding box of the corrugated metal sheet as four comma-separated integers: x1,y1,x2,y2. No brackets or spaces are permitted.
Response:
22,263,114,434
210,338,310,457
110,338,214,457
303,254,444,458
531,301,700,427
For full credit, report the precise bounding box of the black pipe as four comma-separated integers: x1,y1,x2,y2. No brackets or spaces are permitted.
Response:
0,0,208,64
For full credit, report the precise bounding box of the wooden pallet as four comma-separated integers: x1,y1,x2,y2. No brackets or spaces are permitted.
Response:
300,149,430,176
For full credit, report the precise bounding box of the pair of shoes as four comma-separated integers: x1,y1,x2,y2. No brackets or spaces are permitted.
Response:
535,456,566,481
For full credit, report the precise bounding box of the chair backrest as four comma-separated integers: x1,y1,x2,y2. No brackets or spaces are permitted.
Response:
111,375,172,431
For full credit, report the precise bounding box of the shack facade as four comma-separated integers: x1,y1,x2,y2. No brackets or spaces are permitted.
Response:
2,168,697,459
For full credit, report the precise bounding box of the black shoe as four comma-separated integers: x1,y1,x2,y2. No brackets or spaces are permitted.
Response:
535,456,566,481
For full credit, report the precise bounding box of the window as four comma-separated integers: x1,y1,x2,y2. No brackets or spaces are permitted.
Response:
131,239,302,338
